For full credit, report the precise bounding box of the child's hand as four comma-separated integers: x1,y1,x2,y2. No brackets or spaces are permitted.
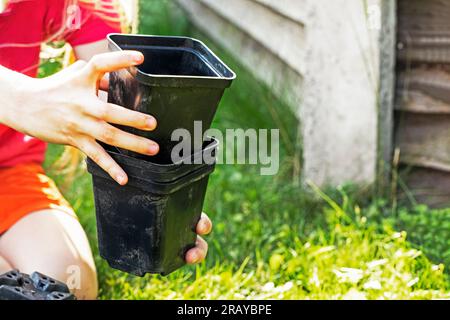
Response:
3,51,158,185
186,212,212,264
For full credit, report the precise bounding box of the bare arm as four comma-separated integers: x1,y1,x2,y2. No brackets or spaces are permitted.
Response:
0,65,30,121
0,40,109,122
0,51,158,185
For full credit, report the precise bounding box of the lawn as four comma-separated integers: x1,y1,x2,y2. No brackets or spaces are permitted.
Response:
43,1,450,299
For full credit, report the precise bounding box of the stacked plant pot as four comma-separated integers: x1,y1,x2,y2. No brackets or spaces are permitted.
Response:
86,34,235,276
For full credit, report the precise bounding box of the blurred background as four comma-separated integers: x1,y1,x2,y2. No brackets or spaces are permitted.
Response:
42,0,450,299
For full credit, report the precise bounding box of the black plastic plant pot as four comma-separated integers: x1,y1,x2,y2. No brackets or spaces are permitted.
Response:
100,138,218,184
86,139,218,276
107,33,236,163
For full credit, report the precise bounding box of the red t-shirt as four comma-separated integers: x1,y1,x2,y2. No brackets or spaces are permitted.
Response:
0,0,121,167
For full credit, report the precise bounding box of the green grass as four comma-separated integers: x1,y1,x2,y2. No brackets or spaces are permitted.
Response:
42,1,450,299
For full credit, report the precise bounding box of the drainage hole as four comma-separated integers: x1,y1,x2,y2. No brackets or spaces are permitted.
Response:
53,293,66,299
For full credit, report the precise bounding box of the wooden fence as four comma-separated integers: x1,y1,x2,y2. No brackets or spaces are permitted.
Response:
396,0,450,207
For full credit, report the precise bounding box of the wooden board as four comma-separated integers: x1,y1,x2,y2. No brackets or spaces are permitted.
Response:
378,0,398,189
198,0,305,75
177,0,303,110
396,67,450,112
399,166,450,208
397,68,450,102
397,0,450,64
398,0,450,33
396,112,450,171
252,0,307,26
396,89,450,113
395,0,450,206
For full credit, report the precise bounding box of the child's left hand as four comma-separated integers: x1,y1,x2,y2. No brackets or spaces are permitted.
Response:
186,212,212,264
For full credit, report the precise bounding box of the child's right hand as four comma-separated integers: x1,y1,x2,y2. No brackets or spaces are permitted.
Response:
2,51,157,185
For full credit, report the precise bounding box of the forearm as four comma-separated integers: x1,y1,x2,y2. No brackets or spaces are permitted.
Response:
1,40,109,127
0,65,34,128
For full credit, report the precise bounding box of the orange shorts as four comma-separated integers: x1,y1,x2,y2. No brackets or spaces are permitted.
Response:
0,163,75,235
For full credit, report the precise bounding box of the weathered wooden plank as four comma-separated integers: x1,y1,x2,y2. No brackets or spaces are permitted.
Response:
397,0,450,64
396,113,450,171
300,0,383,186
398,0,450,33
251,0,307,26
177,0,303,110
197,0,305,76
396,90,450,114
395,0,450,207
397,68,450,107
397,32,450,64
378,0,397,190
399,166,450,208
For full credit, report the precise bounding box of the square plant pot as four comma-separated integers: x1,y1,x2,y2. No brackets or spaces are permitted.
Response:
107,33,235,163
86,139,218,276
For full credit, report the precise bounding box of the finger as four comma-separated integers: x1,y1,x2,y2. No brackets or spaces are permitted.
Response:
99,73,109,91
195,235,208,252
83,51,144,81
185,236,208,264
76,138,128,185
86,100,157,131
196,212,212,235
47,60,87,81
83,121,159,156
67,60,88,71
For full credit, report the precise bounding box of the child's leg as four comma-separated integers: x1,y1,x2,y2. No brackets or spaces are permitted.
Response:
0,209,98,300
0,255,12,274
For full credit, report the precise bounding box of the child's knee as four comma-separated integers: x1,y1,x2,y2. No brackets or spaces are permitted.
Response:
75,261,98,300
0,209,98,299
25,253,98,300
0,255,12,274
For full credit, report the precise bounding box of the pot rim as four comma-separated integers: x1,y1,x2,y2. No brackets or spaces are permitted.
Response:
107,33,236,87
